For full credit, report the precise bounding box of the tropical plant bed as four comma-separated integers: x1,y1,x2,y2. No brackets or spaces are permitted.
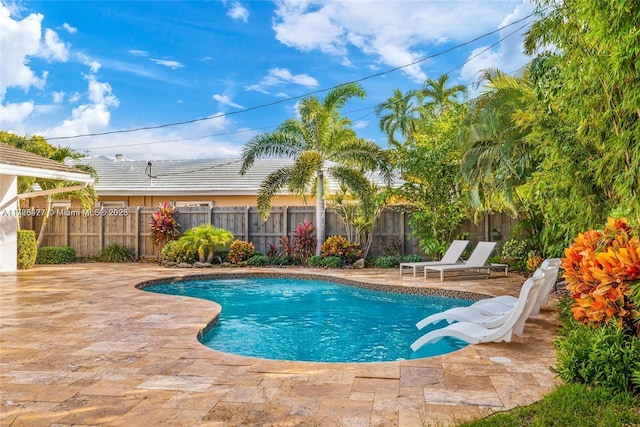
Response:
457,383,640,427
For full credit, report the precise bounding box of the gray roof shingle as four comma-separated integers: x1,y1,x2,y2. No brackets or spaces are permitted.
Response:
74,155,400,196
0,143,89,175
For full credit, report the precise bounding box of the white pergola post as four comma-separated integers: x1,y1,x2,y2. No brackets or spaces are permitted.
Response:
0,173,18,272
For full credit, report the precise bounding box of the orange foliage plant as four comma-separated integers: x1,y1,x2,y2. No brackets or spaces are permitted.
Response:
562,218,640,336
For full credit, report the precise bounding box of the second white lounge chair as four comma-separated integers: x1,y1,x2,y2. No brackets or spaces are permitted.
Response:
471,258,561,316
399,240,469,277
423,241,506,282
410,274,544,351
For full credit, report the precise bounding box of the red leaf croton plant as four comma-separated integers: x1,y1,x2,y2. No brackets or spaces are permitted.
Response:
562,218,640,336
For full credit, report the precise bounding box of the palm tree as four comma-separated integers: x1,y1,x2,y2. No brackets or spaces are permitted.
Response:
375,88,421,147
240,83,392,255
460,68,536,218
418,74,468,117
177,224,234,263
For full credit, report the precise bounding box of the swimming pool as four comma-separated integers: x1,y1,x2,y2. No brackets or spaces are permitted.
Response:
144,276,474,362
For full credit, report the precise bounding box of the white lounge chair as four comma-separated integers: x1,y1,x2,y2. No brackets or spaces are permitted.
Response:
416,264,557,331
399,240,469,277
423,241,506,281
471,258,561,316
410,274,544,351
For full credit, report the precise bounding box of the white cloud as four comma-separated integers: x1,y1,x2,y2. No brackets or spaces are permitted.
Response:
38,28,69,61
43,74,119,138
149,58,184,69
61,22,77,34
213,94,244,109
0,4,47,97
226,1,249,23
52,91,65,103
0,2,71,133
246,67,319,93
77,53,101,73
64,112,248,160
460,2,536,86
128,49,148,57
272,0,521,83
0,101,35,132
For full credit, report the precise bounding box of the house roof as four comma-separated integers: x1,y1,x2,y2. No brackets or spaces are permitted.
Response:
0,143,94,183
73,155,399,196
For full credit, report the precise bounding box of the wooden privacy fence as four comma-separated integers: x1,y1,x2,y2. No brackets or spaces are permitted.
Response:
20,206,516,260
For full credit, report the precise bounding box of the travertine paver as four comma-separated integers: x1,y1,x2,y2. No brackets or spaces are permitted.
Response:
0,264,562,426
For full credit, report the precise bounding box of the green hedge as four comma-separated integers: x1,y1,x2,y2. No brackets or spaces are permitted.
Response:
17,230,37,270
36,246,77,264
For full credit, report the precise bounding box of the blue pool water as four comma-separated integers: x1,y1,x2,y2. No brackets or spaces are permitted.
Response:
145,277,473,363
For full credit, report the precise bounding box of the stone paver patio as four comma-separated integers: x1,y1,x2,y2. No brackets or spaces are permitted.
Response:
0,264,562,426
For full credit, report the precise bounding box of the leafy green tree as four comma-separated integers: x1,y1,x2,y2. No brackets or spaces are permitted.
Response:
394,107,471,258
524,0,640,225
240,83,392,255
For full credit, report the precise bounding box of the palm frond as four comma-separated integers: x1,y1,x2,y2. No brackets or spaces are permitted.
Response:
240,131,303,174
256,167,294,220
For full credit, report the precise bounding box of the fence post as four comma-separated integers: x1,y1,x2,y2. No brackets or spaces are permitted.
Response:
65,214,70,247
283,206,288,238
134,207,140,259
244,206,250,241
99,212,104,251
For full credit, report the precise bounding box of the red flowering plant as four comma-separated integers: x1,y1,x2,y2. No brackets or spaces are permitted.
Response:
149,202,181,249
562,218,640,336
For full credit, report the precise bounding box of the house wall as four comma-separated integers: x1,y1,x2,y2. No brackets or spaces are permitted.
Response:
0,174,18,272
25,194,311,208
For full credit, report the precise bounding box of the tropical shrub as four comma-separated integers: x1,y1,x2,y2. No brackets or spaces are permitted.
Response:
562,217,640,335
307,255,324,268
36,246,76,264
17,230,37,269
161,240,197,264
374,256,399,268
227,240,255,264
553,217,640,396
401,254,422,263
322,256,343,268
247,254,270,267
176,224,234,263
149,202,180,248
501,238,529,261
291,219,317,266
92,243,136,262
321,235,363,264
526,250,544,271
554,314,640,395
418,237,450,260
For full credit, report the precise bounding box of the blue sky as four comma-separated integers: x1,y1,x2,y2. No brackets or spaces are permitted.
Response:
1,0,536,160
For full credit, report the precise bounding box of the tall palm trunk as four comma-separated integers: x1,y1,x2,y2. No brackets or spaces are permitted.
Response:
36,196,53,247
315,170,325,256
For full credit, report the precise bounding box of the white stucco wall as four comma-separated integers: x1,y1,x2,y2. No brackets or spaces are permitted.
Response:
0,173,18,272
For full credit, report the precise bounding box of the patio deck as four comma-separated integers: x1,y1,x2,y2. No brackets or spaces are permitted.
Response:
0,264,562,426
